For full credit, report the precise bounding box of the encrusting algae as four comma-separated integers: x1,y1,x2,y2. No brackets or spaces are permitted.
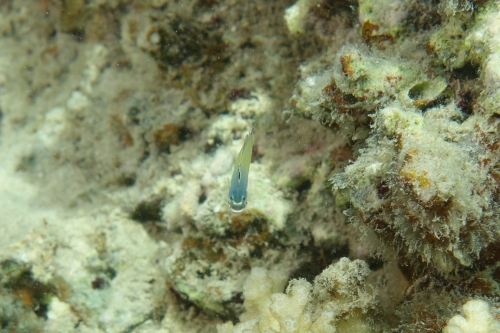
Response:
1,0,500,332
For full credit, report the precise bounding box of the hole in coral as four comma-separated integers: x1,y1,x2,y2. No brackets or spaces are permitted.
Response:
91,277,109,290
130,198,163,223
377,181,391,199
204,136,223,154
198,191,207,204
366,256,385,271
290,239,349,282
178,126,192,142
231,291,244,304
127,106,140,125
295,179,312,202
111,173,136,188
452,61,480,80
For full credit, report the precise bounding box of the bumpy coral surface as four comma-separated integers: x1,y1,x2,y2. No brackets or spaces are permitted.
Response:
333,103,500,273
290,0,500,277
3,0,500,331
218,258,379,333
443,299,500,333
285,0,500,330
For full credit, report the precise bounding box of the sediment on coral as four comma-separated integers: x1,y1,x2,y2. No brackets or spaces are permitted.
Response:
284,1,500,331
287,0,500,275
332,102,500,274
2,0,500,331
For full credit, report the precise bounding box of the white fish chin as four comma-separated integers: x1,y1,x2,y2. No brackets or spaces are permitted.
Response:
229,202,246,213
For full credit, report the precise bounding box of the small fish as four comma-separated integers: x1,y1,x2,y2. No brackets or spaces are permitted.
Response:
228,128,255,213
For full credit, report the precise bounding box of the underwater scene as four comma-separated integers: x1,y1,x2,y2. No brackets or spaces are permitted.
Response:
1,0,500,332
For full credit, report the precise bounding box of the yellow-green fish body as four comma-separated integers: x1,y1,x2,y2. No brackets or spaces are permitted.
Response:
228,129,254,213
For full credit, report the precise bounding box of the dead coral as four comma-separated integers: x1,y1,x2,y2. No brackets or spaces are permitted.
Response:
289,45,428,139
332,103,500,274
164,209,297,320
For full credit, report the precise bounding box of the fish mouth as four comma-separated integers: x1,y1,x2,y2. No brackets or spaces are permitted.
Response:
229,201,246,213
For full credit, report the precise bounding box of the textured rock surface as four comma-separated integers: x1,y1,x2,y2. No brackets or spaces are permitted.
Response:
1,0,500,332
